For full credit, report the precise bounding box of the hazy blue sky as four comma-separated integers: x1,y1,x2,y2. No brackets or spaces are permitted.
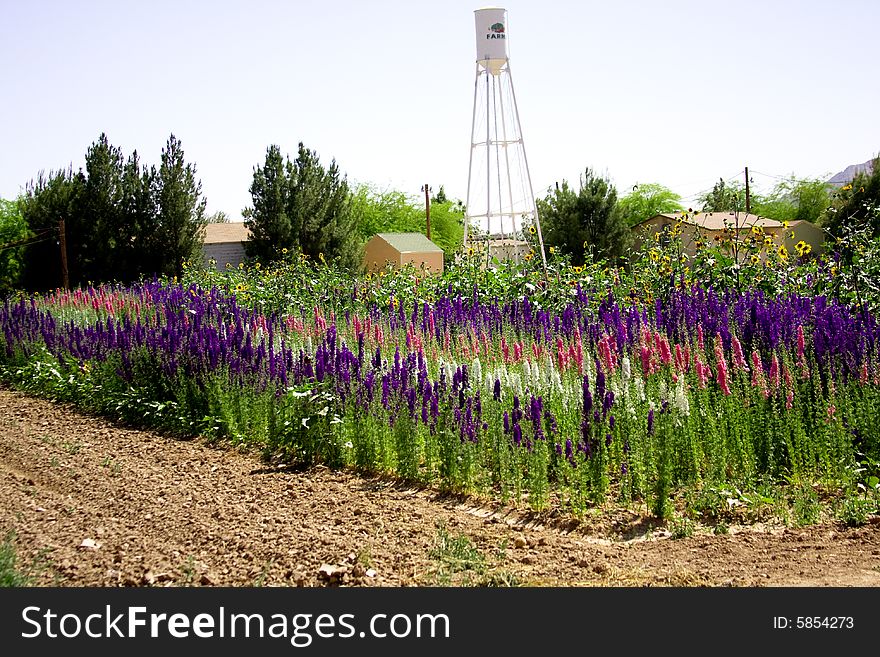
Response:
2,0,878,221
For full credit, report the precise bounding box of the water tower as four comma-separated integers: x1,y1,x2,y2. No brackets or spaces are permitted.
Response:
463,7,547,271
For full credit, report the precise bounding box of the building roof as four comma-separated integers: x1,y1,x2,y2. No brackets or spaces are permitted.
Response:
637,211,783,231
373,232,443,253
203,222,251,244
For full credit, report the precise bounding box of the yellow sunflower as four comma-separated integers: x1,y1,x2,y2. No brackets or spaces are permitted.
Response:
795,240,812,257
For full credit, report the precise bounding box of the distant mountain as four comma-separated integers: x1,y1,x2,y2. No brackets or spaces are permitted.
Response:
827,158,876,186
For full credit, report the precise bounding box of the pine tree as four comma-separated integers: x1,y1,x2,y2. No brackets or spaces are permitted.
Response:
536,168,629,266
155,134,207,277
243,144,291,261
244,142,360,270
79,133,126,282
120,150,158,279
19,167,84,291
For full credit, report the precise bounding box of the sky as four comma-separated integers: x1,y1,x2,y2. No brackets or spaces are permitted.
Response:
2,0,879,222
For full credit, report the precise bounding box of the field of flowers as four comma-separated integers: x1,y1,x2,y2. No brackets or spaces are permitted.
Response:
1,231,879,525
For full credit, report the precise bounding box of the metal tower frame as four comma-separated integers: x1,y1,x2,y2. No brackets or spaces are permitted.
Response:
463,56,547,275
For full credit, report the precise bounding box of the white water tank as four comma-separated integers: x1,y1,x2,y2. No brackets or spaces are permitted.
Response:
474,7,508,75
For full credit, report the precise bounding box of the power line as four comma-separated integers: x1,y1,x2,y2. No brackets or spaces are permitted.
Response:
0,234,54,254
0,226,56,251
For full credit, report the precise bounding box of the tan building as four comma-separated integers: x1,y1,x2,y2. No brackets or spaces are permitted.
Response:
631,211,825,261
465,237,531,264
364,232,444,274
202,222,251,269
782,219,826,257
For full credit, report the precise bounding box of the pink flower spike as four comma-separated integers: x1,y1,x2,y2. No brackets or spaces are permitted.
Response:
796,325,806,364
769,354,780,388
640,344,652,378
659,336,672,366
731,335,747,371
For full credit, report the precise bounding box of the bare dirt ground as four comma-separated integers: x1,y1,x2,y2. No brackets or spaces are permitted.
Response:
2,386,879,588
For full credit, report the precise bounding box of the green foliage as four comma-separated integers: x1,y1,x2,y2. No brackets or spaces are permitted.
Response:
426,200,465,262
18,167,82,291
427,523,487,585
0,531,38,587
155,134,208,278
698,178,747,213
751,177,831,224
119,150,158,279
618,182,684,227
243,143,359,271
17,133,206,290
79,134,126,281
0,198,29,294
823,226,880,312
207,210,230,223
535,169,630,266
352,184,423,239
351,184,464,265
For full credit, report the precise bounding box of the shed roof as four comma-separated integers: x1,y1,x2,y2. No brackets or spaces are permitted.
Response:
374,232,443,253
640,211,783,231
203,222,251,244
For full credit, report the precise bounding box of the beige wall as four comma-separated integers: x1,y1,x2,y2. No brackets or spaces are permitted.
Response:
364,238,400,273
203,242,246,269
401,251,443,274
364,238,444,275
783,221,826,257
633,218,805,264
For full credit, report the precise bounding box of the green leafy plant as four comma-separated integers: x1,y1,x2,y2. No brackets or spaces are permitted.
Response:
0,532,34,587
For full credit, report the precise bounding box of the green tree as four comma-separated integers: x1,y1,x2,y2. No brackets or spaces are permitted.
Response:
19,167,84,291
751,177,831,224
154,134,207,277
535,169,628,266
244,143,359,271
351,184,464,264
352,184,422,239
698,178,747,213
120,150,158,279
243,145,291,261
431,185,449,205
289,143,358,270
0,198,29,294
618,182,684,227
17,132,206,289
79,133,126,282
426,198,464,263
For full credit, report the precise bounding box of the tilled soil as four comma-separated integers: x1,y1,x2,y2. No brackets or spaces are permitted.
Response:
2,387,879,587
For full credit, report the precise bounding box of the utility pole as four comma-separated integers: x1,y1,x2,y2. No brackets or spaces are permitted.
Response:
744,166,751,214
59,218,69,290
421,184,432,240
